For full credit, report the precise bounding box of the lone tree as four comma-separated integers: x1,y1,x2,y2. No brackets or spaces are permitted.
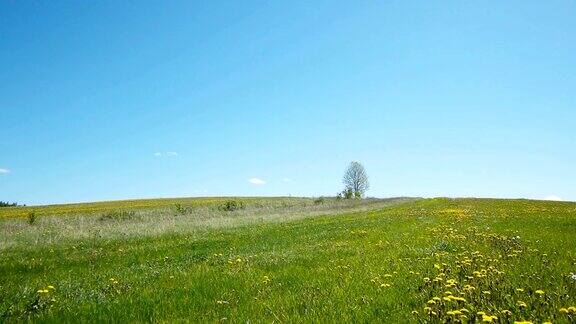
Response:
342,161,369,198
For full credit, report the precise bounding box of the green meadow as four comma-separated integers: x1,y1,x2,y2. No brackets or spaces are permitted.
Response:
1,197,575,323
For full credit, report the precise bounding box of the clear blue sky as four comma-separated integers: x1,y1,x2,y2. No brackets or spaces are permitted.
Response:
1,1,575,205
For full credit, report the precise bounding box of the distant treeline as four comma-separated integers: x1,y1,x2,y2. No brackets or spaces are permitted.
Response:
0,201,24,207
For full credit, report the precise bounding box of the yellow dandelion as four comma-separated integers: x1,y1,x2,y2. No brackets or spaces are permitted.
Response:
517,301,527,308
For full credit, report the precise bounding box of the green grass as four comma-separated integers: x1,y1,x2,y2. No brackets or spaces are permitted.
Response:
1,197,576,323
0,197,309,219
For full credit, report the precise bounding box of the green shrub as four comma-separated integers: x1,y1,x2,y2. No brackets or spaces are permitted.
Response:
27,212,37,225
0,201,19,207
174,203,186,215
218,200,245,212
99,210,136,221
343,188,354,199
314,197,325,205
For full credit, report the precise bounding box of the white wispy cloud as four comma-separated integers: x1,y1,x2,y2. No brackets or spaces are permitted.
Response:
0,168,10,174
249,178,266,185
544,195,563,201
154,151,178,157
282,177,293,182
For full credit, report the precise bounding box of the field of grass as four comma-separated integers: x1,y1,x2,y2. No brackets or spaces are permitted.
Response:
1,197,576,323
0,197,310,219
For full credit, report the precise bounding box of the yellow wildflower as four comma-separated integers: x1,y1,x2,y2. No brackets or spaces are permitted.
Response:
482,314,497,322
517,301,527,308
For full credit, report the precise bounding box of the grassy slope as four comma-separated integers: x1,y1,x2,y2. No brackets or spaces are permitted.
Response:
1,198,576,323
0,197,316,219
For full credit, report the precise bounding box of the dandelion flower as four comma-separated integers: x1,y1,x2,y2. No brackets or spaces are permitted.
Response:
482,314,497,322
517,301,527,308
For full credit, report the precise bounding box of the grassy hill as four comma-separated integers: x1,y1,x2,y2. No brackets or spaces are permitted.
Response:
1,197,575,322
0,197,313,219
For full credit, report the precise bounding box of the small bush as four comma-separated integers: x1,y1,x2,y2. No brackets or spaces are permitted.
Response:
99,210,136,221
174,203,186,215
0,201,19,207
174,204,196,215
343,188,354,199
27,212,37,225
218,200,245,212
314,197,325,205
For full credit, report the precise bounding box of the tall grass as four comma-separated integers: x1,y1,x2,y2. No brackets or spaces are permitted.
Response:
0,198,411,250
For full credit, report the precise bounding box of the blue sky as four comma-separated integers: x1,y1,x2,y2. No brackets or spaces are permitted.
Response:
1,1,575,205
